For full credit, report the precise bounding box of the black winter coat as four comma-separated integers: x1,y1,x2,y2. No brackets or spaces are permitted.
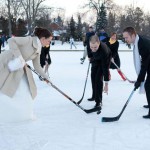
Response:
40,46,51,68
103,37,120,69
137,36,150,82
91,42,112,81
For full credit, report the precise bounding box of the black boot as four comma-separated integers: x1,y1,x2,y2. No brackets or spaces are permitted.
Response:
94,103,102,109
81,58,85,64
143,110,150,119
87,97,95,101
81,60,84,64
80,57,85,61
143,114,150,119
143,105,149,108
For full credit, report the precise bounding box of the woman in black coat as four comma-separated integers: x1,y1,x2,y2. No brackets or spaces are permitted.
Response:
40,45,51,77
103,33,126,81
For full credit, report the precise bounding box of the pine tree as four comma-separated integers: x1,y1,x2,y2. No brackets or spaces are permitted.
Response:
107,12,115,34
56,15,63,27
96,3,107,31
76,15,82,40
134,7,144,33
69,16,76,38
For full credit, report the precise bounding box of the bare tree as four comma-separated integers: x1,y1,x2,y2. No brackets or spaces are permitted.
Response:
0,0,8,17
82,0,114,28
20,0,46,34
11,0,23,19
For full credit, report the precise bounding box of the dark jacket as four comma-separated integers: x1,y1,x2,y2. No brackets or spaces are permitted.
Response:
0,38,2,45
137,36,150,82
92,42,111,81
104,38,119,58
103,37,120,69
40,46,51,68
98,31,108,41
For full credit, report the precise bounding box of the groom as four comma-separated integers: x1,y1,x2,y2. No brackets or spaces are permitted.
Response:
123,26,150,119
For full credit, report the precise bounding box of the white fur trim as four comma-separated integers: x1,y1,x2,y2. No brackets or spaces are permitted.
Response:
8,56,25,72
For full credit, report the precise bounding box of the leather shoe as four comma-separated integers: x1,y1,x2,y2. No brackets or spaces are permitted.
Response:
94,103,102,109
143,105,149,108
143,114,150,119
87,98,95,101
95,102,102,107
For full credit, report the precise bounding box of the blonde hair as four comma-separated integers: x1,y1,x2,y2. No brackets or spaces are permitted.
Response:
90,35,100,44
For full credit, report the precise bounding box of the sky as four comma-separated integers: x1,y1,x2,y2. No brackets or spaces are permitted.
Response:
44,0,150,18
114,0,150,11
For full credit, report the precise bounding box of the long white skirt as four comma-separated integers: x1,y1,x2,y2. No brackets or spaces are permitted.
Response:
0,74,35,123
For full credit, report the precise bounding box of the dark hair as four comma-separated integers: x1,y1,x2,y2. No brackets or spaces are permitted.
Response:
34,27,52,39
110,32,117,38
123,27,136,36
110,32,116,36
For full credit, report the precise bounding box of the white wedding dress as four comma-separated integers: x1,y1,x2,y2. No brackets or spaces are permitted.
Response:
0,74,35,123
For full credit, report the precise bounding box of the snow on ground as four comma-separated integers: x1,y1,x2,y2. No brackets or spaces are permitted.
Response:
0,42,150,150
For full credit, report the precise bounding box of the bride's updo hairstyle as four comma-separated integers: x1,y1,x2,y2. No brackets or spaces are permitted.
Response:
34,27,52,39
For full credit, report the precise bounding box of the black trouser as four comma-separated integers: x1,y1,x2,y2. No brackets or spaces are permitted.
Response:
0,43,1,54
91,63,103,105
144,72,150,114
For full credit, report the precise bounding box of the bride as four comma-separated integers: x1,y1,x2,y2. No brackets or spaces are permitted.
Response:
0,27,52,123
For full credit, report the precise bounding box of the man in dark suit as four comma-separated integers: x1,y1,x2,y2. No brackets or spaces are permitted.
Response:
123,26,150,119
88,35,111,109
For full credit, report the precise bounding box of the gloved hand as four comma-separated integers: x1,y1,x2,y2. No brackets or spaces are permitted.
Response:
83,41,86,47
134,81,141,90
89,57,94,63
111,58,114,63
44,78,50,83
8,56,26,72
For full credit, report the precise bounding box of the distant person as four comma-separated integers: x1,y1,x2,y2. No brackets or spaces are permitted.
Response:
1,34,6,47
87,35,111,110
98,28,108,41
123,26,150,119
40,44,51,77
80,33,87,64
61,37,65,45
80,27,95,64
6,35,10,43
103,32,125,80
70,36,77,49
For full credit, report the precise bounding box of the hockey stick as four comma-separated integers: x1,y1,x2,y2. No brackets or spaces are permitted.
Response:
101,88,135,122
77,62,90,104
27,64,100,114
112,61,135,83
